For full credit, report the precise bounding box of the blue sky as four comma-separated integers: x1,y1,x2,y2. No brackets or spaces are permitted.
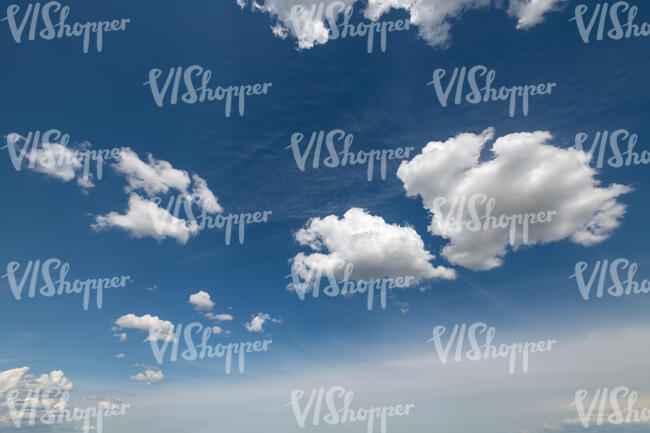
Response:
1,0,650,432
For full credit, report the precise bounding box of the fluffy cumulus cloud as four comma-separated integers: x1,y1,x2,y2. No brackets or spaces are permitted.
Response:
291,208,456,287
92,193,200,244
93,149,222,243
396,128,632,271
129,365,163,385
114,314,176,342
188,290,215,311
0,367,74,427
113,148,191,196
244,313,281,332
237,0,564,49
5,132,96,190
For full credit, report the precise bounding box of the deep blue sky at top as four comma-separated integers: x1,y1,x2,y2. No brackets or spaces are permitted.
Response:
0,0,649,385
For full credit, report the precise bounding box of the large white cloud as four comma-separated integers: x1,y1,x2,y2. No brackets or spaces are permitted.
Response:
114,313,176,342
92,193,200,244
237,0,564,49
396,128,632,271
291,208,456,286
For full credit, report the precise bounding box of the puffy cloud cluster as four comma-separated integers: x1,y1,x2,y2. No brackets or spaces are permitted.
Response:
93,149,221,244
397,128,631,270
244,313,282,333
114,313,176,342
291,207,456,286
0,367,74,427
129,365,164,385
237,0,565,49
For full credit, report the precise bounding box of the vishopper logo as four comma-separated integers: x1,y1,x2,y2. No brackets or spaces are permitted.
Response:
0,258,131,310
286,259,415,311
3,129,122,188
286,386,414,433
572,386,650,427
147,194,271,245
284,1,410,53
431,193,557,246
571,1,650,44
148,321,272,375
286,129,415,181
2,1,130,53
5,385,129,433
574,129,648,169
427,322,557,375
144,65,272,117
570,258,650,300
427,65,557,118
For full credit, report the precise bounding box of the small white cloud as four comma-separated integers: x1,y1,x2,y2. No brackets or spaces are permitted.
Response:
188,291,215,311
115,353,125,359
129,365,163,385
113,332,127,342
212,326,222,334
205,313,233,322
244,313,279,333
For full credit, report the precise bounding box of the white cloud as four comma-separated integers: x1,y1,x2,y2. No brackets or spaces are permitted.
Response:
114,314,176,342
191,174,223,214
129,366,163,385
5,133,95,190
291,208,456,285
507,0,566,29
0,367,74,427
188,291,215,311
205,313,234,322
396,128,632,270
113,332,127,342
92,193,200,244
113,148,191,196
115,353,126,358
237,0,564,49
244,313,279,333
212,326,223,334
